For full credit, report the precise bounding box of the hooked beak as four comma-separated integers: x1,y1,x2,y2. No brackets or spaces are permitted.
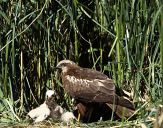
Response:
54,67,60,71
54,64,62,71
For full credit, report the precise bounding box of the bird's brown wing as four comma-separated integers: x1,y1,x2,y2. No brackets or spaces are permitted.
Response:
72,80,135,109
63,73,115,103
63,66,135,111
66,67,109,80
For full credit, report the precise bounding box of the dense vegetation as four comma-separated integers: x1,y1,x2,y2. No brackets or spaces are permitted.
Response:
0,0,163,127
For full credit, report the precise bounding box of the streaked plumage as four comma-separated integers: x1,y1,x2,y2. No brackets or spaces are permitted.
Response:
56,60,135,121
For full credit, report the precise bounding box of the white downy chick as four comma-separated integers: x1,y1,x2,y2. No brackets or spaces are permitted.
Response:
27,90,76,123
27,90,54,123
61,111,76,123
27,102,50,123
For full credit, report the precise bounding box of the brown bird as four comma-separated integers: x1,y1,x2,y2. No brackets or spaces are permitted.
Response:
56,60,135,122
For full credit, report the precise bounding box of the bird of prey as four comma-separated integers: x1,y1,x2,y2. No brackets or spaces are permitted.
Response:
56,60,135,122
27,90,76,123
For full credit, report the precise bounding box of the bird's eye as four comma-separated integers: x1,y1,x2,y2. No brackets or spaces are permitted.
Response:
60,63,67,67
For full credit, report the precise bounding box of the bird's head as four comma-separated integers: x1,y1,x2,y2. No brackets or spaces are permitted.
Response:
46,90,55,99
46,90,60,101
56,60,77,73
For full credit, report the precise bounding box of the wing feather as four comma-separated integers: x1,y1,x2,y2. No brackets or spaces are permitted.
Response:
63,73,115,103
65,67,109,80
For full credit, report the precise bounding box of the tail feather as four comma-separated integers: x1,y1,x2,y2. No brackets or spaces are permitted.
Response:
116,96,135,110
106,95,135,118
106,103,135,118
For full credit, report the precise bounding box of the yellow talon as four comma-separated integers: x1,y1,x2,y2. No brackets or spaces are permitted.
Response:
77,110,81,122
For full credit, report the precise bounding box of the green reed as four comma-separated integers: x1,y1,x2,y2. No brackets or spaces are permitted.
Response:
0,0,162,127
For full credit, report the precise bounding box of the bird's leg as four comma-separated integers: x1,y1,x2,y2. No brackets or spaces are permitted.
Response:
77,110,81,122
76,103,87,122
73,101,81,122
87,107,93,123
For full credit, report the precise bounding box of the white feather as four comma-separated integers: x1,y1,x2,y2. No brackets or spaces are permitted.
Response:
27,102,50,123
66,75,93,87
46,90,55,98
57,60,76,66
61,112,76,123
